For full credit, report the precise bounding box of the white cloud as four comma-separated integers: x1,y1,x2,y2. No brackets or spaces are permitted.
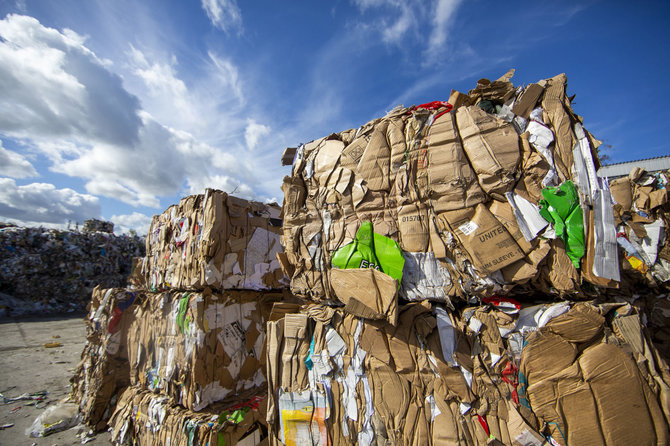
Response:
0,15,259,209
208,51,244,105
0,14,142,147
0,140,37,178
110,211,153,236
244,119,270,151
350,0,463,61
426,0,463,58
0,178,100,226
201,0,243,34
124,47,246,140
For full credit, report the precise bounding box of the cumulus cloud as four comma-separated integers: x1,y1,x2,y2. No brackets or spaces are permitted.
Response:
0,140,37,178
0,178,100,226
201,0,243,34
0,14,258,209
0,14,142,147
110,211,153,236
244,119,270,151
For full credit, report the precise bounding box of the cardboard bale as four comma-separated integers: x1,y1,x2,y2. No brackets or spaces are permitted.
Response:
71,287,282,430
108,386,266,446
265,301,670,446
278,71,670,314
127,289,280,412
143,189,286,292
70,287,137,431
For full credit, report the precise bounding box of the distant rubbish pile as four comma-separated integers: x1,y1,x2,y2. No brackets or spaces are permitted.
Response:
0,219,144,315
69,70,670,446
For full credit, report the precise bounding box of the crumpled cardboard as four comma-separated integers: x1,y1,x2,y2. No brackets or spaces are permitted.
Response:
108,387,266,446
456,105,521,198
441,203,524,274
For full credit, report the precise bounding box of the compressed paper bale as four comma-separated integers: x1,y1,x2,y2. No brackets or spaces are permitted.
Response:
144,189,286,292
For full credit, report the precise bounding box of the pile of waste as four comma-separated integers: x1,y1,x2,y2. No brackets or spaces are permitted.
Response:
70,191,287,444
67,70,670,446
0,220,144,315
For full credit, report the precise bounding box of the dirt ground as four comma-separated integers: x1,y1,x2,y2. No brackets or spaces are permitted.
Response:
0,314,111,445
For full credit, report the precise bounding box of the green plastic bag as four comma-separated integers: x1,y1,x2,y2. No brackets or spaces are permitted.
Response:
331,221,405,285
538,181,585,269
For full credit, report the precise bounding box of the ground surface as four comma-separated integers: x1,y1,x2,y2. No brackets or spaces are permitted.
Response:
0,314,111,445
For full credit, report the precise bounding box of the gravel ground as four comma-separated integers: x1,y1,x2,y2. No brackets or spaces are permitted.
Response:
0,314,111,445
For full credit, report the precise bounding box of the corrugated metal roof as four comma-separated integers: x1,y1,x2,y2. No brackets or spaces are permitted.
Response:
597,155,670,178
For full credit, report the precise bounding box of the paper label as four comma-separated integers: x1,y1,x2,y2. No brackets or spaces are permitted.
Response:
218,321,245,352
458,221,478,236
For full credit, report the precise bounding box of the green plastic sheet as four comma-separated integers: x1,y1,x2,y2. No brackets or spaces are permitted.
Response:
331,221,405,285
538,180,585,269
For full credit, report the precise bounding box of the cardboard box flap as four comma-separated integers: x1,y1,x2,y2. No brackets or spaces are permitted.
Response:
329,267,399,325
578,343,658,446
521,331,578,384
357,120,392,192
511,84,545,119
441,203,524,274
426,112,486,212
456,105,521,197
543,303,604,343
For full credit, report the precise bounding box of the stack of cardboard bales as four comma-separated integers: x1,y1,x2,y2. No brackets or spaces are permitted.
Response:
71,190,288,445
267,70,670,445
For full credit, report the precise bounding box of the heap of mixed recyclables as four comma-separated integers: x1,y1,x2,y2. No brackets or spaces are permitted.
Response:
0,220,144,314
70,191,289,445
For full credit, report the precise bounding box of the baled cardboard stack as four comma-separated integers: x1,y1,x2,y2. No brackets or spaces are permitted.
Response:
72,286,280,433
265,300,670,446
266,70,670,445
71,190,289,444
143,189,286,291
279,70,669,319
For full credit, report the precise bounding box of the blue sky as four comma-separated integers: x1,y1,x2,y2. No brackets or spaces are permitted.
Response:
0,0,668,234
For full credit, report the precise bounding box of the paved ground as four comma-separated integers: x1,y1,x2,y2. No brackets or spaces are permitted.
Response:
0,314,111,445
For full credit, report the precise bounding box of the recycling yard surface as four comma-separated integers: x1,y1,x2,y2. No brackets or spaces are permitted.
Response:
0,315,110,445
